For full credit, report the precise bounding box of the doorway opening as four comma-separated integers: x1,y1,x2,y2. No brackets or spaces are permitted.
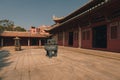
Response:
41,39,47,45
92,25,107,48
31,38,38,46
68,32,73,46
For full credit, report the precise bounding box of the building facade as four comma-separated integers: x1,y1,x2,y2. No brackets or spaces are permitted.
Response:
49,0,120,52
0,26,50,47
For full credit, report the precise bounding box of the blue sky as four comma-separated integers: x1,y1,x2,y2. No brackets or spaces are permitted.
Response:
0,0,89,29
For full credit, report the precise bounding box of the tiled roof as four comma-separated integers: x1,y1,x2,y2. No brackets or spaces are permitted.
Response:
46,23,60,31
0,31,50,38
49,0,110,31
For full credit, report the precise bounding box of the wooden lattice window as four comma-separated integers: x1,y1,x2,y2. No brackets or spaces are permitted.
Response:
65,32,68,40
58,32,63,41
86,30,90,40
82,30,90,40
74,32,78,40
111,26,117,39
82,31,86,40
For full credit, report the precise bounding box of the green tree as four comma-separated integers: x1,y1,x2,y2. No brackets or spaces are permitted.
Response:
0,19,14,31
0,25,4,32
0,19,26,32
14,26,26,32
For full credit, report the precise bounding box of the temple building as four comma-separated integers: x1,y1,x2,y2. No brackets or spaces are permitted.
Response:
49,0,120,52
0,25,50,47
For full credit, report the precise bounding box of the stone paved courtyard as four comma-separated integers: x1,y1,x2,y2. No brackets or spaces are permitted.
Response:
0,47,120,80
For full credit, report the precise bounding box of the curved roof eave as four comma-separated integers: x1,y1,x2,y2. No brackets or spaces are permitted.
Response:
50,0,109,31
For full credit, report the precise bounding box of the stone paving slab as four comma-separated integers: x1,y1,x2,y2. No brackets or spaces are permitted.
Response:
60,46,120,60
0,46,120,80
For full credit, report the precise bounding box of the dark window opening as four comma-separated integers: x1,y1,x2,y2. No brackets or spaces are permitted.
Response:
92,25,107,48
69,32,73,46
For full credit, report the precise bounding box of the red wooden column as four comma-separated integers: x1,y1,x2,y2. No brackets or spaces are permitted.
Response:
63,31,65,46
28,39,30,46
39,39,41,46
79,27,82,48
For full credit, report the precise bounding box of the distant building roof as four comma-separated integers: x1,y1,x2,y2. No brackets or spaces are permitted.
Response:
0,31,50,38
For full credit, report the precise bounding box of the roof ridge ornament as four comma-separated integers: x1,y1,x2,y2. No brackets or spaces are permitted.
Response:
52,15,64,21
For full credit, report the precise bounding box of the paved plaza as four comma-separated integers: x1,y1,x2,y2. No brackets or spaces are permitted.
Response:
0,46,120,80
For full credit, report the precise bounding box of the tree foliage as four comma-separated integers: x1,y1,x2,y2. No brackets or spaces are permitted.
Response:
0,19,26,32
14,26,26,31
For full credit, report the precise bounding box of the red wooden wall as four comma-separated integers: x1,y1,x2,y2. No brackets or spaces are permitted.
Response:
107,18,120,52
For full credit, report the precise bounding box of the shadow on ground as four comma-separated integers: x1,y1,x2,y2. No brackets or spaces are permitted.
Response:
0,50,13,80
